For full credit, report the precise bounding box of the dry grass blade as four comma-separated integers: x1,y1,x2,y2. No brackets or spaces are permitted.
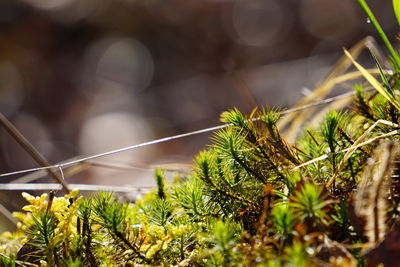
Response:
293,129,400,171
9,159,154,184
10,161,90,184
280,70,383,142
278,37,382,142
0,123,229,178
353,141,397,246
9,160,193,185
0,183,152,193
344,49,400,110
326,120,399,188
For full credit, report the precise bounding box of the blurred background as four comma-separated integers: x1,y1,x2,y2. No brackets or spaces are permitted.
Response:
0,0,398,221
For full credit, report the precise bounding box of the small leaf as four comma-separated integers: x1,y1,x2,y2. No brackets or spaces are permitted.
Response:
370,49,395,98
393,0,400,25
358,0,400,70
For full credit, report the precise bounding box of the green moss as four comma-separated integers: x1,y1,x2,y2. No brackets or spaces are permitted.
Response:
2,1,400,266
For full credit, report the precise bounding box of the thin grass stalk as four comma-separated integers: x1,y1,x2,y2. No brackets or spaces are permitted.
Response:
358,0,400,71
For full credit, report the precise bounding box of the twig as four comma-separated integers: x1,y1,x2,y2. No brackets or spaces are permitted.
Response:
0,112,70,193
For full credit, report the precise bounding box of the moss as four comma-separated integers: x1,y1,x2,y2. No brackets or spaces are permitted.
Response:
2,1,400,266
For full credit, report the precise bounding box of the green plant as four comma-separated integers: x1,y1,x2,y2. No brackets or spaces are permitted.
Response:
2,0,400,266
290,182,334,230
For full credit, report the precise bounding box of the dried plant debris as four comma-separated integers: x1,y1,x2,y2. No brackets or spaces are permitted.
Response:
314,235,357,267
352,141,398,246
364,222,400,267
2,0,400,266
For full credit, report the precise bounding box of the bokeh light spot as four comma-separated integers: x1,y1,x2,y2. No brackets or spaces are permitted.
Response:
232,0,285,47
96,38,154,92
20,0,75,10
79,112,154,161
